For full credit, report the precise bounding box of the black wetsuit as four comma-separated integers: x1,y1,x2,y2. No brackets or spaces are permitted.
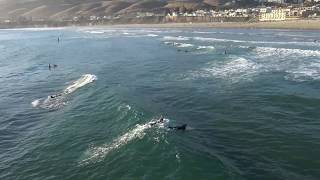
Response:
150,118,164,126
169,124,187,131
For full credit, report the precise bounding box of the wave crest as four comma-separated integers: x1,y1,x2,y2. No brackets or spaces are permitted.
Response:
31,74,97,109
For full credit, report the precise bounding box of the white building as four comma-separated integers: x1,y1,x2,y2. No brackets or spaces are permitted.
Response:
259,9,286,21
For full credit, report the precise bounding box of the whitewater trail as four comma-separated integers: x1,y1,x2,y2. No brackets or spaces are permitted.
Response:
80,118,169,165
31,74,97,109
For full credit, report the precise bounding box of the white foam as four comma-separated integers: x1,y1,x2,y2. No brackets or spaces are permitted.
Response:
207,57,258,78
175,151,181,163
176,43,194,48
197,46,215,50
255,47,320,58
32,74,97,109
86,31,105,34
31,99,40,107
192,31,213,34
190,57,259,83
81,123,150,164
64,74,97,94
194,37,244,43
125,105,131,110
146,34,158,37
117,104,132,112
80,118,169,165
238,45,251,49
193,36,319,47
163,42,193,48
163,36,189,41
285,62,320,82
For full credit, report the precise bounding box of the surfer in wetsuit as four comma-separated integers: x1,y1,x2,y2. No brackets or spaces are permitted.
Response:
150,116,187,131
50,93,62,99
150,116,164,126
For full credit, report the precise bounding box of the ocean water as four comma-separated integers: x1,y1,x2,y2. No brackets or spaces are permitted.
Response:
1,27,320,180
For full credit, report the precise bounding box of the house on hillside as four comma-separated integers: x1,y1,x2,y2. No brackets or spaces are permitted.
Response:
259,9,286,21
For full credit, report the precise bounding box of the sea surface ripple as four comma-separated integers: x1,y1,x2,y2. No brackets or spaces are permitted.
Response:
0,27,320,180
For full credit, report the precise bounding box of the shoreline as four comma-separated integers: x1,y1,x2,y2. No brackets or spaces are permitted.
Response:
1,19,320,30
99,19,320,30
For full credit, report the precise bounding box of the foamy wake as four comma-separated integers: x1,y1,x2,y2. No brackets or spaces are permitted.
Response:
80,118,169,165
163,36,189,41
64,74,97,94
31,74,97,109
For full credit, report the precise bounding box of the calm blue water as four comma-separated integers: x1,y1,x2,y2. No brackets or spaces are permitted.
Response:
1,27,320,180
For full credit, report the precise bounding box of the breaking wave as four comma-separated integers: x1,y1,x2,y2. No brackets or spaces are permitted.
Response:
285,62,320,82
193,37,319,47
31,74,97,109
197,46,215,50
194,37,244,43
163,42,194,48
163,36,190,41
176,43,194,48
80,118,169,165
189,57,259,83
255,47,320,58
146,34,158,37
86,31,105,34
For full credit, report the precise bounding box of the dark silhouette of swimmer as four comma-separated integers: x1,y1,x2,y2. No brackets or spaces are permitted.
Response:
224,49,227,55
53,64,58,68
50,93,62,99
49,64,51,70
150,116,187,130
58,37,60,43
169,124,187,131
150,116,164,126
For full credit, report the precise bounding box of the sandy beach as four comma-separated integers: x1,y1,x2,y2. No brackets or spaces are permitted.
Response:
101,19,320,30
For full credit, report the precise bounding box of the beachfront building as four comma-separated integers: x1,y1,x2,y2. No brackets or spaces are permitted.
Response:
266,0,285,3
259,9,286,21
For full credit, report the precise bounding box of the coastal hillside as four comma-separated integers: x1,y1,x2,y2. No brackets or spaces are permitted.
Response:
0,0,226,20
